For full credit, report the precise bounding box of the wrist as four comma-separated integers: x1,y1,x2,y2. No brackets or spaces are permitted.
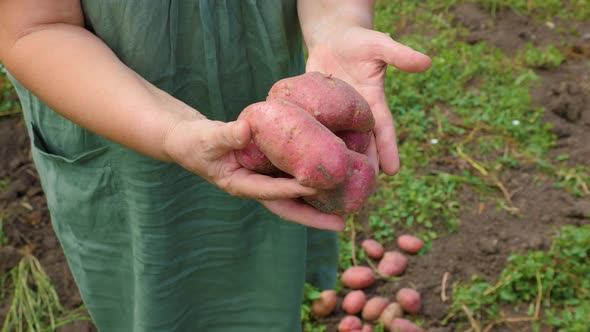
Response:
301,8,373,50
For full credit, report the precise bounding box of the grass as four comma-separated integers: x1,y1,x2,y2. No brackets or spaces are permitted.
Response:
445,224,590,331
0,63,21,117
1,250,91,332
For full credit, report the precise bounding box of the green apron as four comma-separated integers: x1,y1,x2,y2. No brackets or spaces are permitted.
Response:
9,1,338,331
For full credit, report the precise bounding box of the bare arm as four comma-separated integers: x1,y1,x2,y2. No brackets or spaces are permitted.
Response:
0,0,196,161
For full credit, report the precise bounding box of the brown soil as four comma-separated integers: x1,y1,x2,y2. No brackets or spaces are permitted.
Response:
0,3,588,332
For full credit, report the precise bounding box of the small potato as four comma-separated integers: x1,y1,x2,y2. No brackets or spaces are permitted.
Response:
378,302,403,330
268,72,375,132
342,290,366,315
235,141,278,174
338,315,362,332
377,251,407,277
390,318,424,332
397,235,425,254
361,324,373,332
336,130,371,153
361,239,384,259
395,288,421,315
341,266,375,289
361,296,390,321
311,290,338,318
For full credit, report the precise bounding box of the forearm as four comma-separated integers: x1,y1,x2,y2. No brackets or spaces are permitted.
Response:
2,23,201,161
297,0,375,49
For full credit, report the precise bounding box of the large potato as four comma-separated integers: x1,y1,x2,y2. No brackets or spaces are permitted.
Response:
235,141,278,174
238,99,351,189
268,72,375,132
304,150,375,215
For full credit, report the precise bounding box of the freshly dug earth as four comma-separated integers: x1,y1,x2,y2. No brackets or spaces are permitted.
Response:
0,3,589,331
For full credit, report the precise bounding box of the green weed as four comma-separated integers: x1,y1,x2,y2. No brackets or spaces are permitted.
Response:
446,224,590,331
517,43,565,68
2,252,91,332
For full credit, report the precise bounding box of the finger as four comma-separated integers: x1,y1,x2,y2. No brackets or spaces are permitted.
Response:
220,168,317,200
259,199,346,231
365,133,379,175
375,32,432,73
368,98,400,176
209,120,251,152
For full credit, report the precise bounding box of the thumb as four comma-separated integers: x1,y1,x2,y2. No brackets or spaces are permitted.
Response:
375,32,432,73
210,120,251,151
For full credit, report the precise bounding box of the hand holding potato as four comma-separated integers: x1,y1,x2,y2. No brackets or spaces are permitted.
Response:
305,26,432,175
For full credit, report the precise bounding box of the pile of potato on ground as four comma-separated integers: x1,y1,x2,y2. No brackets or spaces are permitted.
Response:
313,235,425,332
237,72,376,215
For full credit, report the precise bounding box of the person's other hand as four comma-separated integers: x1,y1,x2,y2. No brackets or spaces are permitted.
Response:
306,26,432,175
163,118,345,231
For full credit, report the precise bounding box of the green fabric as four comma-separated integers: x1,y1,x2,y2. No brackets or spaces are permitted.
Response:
9,1,339,331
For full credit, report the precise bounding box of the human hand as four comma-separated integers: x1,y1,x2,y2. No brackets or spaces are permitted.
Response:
306,26,432,175
163,118,346,231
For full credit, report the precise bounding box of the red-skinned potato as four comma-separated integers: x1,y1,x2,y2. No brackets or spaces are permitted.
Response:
377,251,408,277
341,266,375,289
235,141,279,175
397,235,425,254
361,324,373,332
336,130,371,153
342,290,366,315
396,288,421,315
311,290,337,318
362,296,390,321
361,239,384,259
304,150,376,215
267,72,375,133
390,318,424,332
378,302,404,330
238,99,351,189
338,315,362,332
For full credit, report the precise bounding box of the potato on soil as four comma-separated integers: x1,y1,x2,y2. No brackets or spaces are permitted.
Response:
341,266,375,289
235,141,278,174
397,235,425,254
377,251,407,277
304,150,375,215
336,130,371,153
342,290,366,315
338,315,362,332
395,288,421,315
311,290,337,318
361,239,384,259
361,324,373,332
390,318,424,332
268,72,375,132
238,99,351,189
378,302,403,330
362,296,390,321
